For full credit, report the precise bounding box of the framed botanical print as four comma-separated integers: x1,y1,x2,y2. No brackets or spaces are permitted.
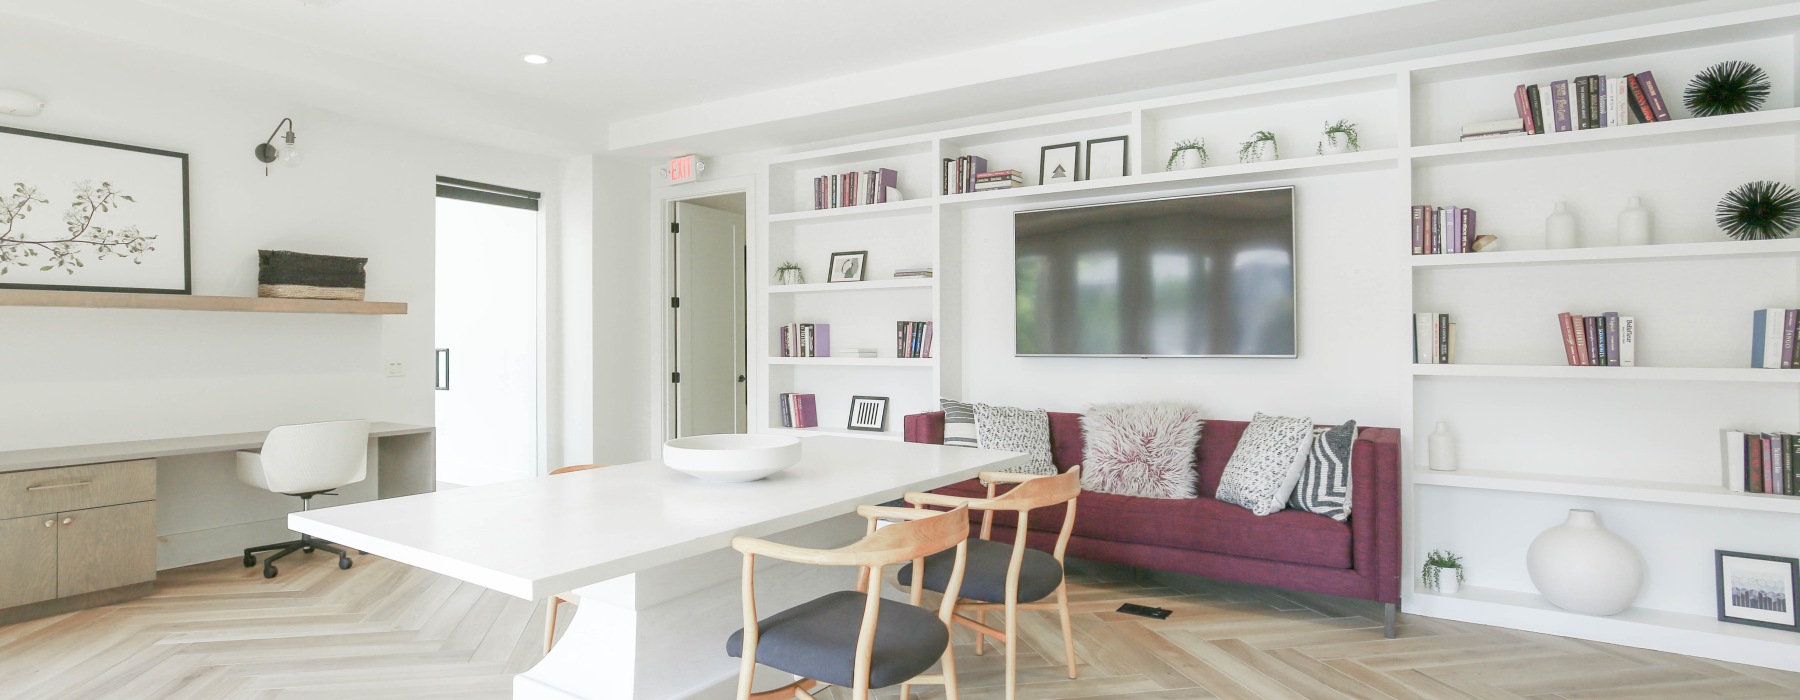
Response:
0,126,190,294
1039,142,1080,186
1716,550,1799,631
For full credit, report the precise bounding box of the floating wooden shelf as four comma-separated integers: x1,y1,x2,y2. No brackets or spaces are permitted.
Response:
0,290,407,315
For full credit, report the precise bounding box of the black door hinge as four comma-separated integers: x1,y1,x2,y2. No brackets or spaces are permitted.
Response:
670,222,680,233
670,297,680,309
671,372,681,384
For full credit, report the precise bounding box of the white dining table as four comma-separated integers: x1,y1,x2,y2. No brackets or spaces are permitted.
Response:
289,435,1026,699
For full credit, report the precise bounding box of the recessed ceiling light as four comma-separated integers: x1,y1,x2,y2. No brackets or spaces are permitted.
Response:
521,54,551,65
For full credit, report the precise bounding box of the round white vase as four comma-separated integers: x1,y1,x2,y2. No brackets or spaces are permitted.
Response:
1546,202,1580,249
1320,138,1351,155
1437,572,1461,595
1618,196,1653,246
1243,146,1277,163
1428,422,1458,471
1526,509,1642,615
1171,150,1203,170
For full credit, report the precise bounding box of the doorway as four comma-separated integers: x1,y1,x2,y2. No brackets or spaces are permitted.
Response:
435,177,541,486
669,193,748,438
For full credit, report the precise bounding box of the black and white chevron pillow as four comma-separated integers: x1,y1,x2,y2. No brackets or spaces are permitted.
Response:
1290,420,1358,522
940,398,978,448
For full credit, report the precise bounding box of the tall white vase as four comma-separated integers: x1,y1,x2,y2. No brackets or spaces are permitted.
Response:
1545,202,1579,249
1526,509,1642,615
1617,196,1653,246
1428,422,1458,471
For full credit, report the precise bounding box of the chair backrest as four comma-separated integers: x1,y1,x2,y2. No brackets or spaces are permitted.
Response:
257,420,371,494
549,463,610,476
980,466,1083,565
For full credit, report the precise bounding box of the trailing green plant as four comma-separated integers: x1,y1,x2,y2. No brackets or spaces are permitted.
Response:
1238,131,1278,163
1165,138,1208,170
1318,119,1361,154
0,181,157,276
1421,549,1465,589
774,260,805,284
1685,60,1770,117
1716,180,1800,240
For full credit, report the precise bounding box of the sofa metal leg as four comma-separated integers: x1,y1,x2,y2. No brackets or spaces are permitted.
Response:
1383,602,1397,639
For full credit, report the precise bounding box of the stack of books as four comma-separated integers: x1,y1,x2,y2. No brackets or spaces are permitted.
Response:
841,348,878,358
813,168,898,210
973,170,1024,191
1750,308,1800,368
1410,205,1479,255
894,267,934,279
897,321,934,359
1413,313,1455,364
778,393,819,429
1460,118,1528,142
1722,430,1798,497
779,323,831,358
1512,72,1671,136
1557,312,1635,366
941,155,988,195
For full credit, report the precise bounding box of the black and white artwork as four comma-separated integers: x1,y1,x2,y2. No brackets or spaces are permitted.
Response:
0,126,190,294
1040,142,1081,186
847,395,889,432
1085,136,1129,180
1717,550,1799,631
828,250,867,283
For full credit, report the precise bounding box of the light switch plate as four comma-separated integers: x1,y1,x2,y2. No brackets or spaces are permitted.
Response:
386,361,405,378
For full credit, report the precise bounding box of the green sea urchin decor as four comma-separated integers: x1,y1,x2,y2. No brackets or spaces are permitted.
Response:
1685,61,1771,117
1717,181,1800,240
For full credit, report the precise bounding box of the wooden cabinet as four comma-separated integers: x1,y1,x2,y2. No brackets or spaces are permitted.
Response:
55,502,156,598
0,461,157,623
0,514,58,609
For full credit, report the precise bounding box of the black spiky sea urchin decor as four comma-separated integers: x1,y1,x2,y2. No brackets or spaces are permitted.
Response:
1685,61,1771,117
1717,181,1800,240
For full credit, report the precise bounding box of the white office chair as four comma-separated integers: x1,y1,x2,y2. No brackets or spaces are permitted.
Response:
237,419,371,578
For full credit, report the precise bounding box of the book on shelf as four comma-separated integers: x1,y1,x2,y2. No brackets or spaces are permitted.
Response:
973,170,1024,192
779,323,832,358
1749,308,1800,369
1723,430,1798,497
842,348,878,358
942,155,990,195
814,168,898,210
896,321,934,358
893,267,934,278
1412,313,1453,364
1409,205,1479,254
1505,71,1669,142
1459,118,1526,141
1556,312,1634,366
778,393,819,429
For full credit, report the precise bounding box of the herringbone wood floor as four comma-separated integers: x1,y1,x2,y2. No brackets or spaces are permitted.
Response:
1,554,1796,699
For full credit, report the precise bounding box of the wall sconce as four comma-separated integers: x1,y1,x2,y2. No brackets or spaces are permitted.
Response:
254,117,302,175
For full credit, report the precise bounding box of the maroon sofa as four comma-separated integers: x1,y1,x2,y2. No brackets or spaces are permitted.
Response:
904,411,1402,634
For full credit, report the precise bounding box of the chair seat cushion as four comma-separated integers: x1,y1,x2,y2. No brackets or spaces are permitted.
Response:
726,591,948,689
898,537,1064,604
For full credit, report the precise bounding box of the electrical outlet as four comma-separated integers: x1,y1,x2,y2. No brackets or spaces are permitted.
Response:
386,361,405,378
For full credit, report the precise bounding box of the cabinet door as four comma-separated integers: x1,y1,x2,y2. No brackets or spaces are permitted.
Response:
56,502,155,598
0,514,59,608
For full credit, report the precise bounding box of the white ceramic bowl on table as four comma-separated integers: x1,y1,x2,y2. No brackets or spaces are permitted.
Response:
662,434,803,482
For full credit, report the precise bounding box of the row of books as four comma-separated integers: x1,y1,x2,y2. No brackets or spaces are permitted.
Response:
1409,205,1479,255
942,155,988,195
1557,312,1636,367
1501,72,1673,139
1723,431,1799,497
813,169,899,210
1413,313,1456,364
779,323,831,358
973,170,1024,192
1749,308,1800,369
778,393,819,429
894,267,934,279
898,321,934,358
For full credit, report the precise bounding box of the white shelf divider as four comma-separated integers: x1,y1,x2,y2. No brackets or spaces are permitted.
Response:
1410,107,1800,166
1409,238,1800,269
766,199,934,223
765,357,936,367
767,279,935,295
1411,364,1800,383
1413,468,1800,514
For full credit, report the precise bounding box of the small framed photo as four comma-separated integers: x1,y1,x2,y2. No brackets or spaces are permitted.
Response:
827,251,867,283
1039,142,1081,186
1716,550,1799,631
1085,136,1129,180
435,348,451,391
847,396,889,432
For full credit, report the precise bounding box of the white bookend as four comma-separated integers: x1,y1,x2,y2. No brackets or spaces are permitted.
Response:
1619,316,1636,367
1764,307,1786,369
1724,429,1747,492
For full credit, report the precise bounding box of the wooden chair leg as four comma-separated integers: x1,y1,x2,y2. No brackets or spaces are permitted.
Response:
972,610,986,655
1056,584,1076,678
1004,606,1018,700
543,595,562,653
941,634,961,700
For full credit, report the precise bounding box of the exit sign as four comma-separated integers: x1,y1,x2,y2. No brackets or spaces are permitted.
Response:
665,154,703,184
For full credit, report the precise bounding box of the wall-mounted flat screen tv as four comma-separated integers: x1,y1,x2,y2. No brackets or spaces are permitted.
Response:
1014,187,1296,357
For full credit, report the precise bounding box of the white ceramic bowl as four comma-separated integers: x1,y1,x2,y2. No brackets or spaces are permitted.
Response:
662,434,803,482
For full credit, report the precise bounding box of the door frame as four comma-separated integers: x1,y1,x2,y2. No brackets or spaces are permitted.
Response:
649,174,757,452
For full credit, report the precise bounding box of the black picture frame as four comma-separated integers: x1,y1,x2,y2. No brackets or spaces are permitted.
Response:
1039,142,1081,186
846,395,889,432
435,348,451,391
828,250,867,283
0,125,191,294
1716,550,1800,632
1084,135,1130,180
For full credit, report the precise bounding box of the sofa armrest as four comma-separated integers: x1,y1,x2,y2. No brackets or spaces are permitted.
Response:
904,412,946,444
1351,426,1402,605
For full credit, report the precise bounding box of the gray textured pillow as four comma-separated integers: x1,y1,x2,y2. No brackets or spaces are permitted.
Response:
1214,412,1316,516
973,403,1057,475
1079,402,1203,499
940,398,977,448
1290,420,1357,521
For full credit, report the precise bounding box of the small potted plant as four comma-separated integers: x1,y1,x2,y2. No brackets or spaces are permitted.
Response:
774,261,805,286
1318,119,1360,155
1238,130,1278,163
1422,549,1465,594
1166,138,1208,171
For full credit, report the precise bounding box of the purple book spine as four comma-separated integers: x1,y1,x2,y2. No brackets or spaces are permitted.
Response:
797,394,818,428
813,323,830,358
1785,310,1797,370
1462,208,1477,252
1638,72,1671,121
1605,312,1621,367
875,168,898,203
1551,80,1572,132
1584,316,1600,366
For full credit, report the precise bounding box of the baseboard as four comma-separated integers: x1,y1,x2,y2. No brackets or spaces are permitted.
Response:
157,517,302,570
0,581,154,625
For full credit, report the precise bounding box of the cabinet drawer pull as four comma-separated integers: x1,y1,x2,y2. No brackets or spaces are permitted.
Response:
26,481,92,491
43,520,53,528
61,517,73,525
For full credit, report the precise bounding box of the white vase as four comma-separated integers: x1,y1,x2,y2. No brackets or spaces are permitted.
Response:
1546,202,1579,249
776,269,802,286
1437,571,1461,595
1242,143,1276,163
1171,150,1203,171
1319,136,1351,155
1526,509,1642,616
1428,422,1457,471
1618,196,1653,246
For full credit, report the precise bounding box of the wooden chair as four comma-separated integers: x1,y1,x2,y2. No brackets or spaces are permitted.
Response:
542,464,609,652
728,504,971,700
899,467,1083,700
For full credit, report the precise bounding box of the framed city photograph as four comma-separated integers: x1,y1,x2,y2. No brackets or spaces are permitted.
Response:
1039,142,1081,186
1085,136,1129,180
1716,550,1799,631
847,395,889,432
827,250,867,283
0,126,191,294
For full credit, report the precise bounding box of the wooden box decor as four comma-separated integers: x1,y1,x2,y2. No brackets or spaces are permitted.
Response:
257,250,367,301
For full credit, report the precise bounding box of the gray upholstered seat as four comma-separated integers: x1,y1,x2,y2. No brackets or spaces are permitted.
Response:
725,590,949,689
898,537,1064,604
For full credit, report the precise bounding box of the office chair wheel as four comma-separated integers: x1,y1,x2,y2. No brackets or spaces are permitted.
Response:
263,564,278,579
339,556,353,570
243,554,256,568
303,546,314,553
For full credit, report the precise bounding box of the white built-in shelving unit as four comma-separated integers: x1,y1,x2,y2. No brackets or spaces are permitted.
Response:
758,4,1800,669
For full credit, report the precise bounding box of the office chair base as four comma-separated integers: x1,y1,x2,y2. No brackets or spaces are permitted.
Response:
244,532,352,578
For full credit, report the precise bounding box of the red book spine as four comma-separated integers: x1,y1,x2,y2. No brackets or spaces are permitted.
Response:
1625,74,1656,123
1749,435,1765,494
1784,309,1797,370
1514,84,1536,135
1571,315,1590,366
1558,313,1579,366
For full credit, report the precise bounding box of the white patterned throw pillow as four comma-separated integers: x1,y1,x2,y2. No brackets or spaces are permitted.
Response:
940,398,978,448
1215,412,1316,516
1290,420,1358,521
1080,402,1203,499
973,403,1058,475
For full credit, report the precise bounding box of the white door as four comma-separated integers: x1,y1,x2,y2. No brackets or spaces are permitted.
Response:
435,192,538,486
672,200,747,438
